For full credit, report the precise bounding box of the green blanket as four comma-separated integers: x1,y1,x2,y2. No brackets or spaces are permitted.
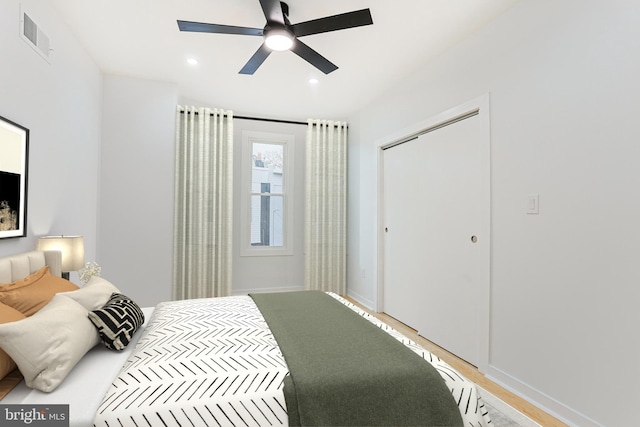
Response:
250,291,463,426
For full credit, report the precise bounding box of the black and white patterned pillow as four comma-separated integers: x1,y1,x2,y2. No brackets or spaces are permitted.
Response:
88,293,144,351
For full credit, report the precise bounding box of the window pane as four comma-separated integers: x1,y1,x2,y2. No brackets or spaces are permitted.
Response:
252,143,284,194
241,131,294,257
250,195,284,247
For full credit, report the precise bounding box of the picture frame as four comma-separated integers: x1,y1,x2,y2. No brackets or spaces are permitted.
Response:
0,115,29,239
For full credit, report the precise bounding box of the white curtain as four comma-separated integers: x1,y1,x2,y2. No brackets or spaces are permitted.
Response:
173,106,234,299
305,119,348,294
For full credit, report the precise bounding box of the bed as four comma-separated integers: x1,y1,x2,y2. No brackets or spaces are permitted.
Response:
0,250,491,426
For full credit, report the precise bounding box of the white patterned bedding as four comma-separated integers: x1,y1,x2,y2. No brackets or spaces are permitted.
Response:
93,296,288,426
93,294,490,426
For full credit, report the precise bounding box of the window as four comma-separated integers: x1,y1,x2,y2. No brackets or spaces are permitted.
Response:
251,143,283,247
241,131,294,256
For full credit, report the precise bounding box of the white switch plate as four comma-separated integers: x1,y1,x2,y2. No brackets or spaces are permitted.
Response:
527,194,539,214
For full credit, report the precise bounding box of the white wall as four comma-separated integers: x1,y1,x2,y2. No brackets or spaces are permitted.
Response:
0,0,102,280
347,0,640,425
99,75,178,306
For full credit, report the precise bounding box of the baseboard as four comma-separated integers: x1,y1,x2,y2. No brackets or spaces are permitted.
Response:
345,289,375,311
486,365,602,427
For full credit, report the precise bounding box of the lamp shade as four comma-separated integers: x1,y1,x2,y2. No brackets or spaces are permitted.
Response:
37,235,85,272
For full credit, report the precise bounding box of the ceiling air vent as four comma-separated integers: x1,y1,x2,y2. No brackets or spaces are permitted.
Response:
20,9,51,63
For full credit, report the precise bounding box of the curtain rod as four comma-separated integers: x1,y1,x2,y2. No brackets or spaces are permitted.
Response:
179,110,346,127
235,115,306,126
237,115,347,128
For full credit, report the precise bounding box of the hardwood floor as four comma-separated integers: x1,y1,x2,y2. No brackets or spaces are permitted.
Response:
344,297,567,427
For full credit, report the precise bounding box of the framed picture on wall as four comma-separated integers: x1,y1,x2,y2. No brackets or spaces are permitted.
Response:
0,115,29,239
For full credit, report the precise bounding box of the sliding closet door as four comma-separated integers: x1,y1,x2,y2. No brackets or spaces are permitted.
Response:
382,112,489,367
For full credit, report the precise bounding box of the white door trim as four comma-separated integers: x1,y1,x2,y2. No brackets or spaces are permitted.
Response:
375,93,491,373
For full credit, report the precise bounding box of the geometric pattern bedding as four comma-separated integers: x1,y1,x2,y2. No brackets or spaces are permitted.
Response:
93,294,490,427
93,296,288,426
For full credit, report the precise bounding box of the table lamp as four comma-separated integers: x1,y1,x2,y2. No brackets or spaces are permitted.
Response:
36,235,84,280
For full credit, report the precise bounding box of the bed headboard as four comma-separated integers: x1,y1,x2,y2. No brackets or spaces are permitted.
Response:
0,250,63,283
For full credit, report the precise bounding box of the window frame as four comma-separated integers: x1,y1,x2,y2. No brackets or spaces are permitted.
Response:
240,131,295,257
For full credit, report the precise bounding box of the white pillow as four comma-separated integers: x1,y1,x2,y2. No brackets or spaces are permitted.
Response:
0,294,100,392
57,276,120,311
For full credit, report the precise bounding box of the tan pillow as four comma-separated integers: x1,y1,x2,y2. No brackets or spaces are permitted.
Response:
0,294,100,392
0,302,25,379
0,266,78,316
58,276,120,311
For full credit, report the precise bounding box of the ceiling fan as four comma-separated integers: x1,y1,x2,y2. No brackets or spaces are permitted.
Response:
177,0,373,75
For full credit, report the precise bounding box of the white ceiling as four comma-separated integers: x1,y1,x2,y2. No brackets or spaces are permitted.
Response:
50,0,520,121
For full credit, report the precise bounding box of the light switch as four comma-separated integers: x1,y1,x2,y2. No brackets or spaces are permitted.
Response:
527,194,539,214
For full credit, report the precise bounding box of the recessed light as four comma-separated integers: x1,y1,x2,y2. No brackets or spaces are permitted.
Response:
309,78,319,85
187,58,199,66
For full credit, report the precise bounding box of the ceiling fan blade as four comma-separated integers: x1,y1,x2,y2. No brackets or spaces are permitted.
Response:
290,39,338,74
177,20,263,36
239,43,272,75
259,0,285,24
292,9,373,37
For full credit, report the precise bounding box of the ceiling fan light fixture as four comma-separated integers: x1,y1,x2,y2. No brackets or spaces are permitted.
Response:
264,28,293,51
177,3,373,74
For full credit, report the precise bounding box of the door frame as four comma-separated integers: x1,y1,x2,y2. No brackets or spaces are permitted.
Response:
375,94,491,373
